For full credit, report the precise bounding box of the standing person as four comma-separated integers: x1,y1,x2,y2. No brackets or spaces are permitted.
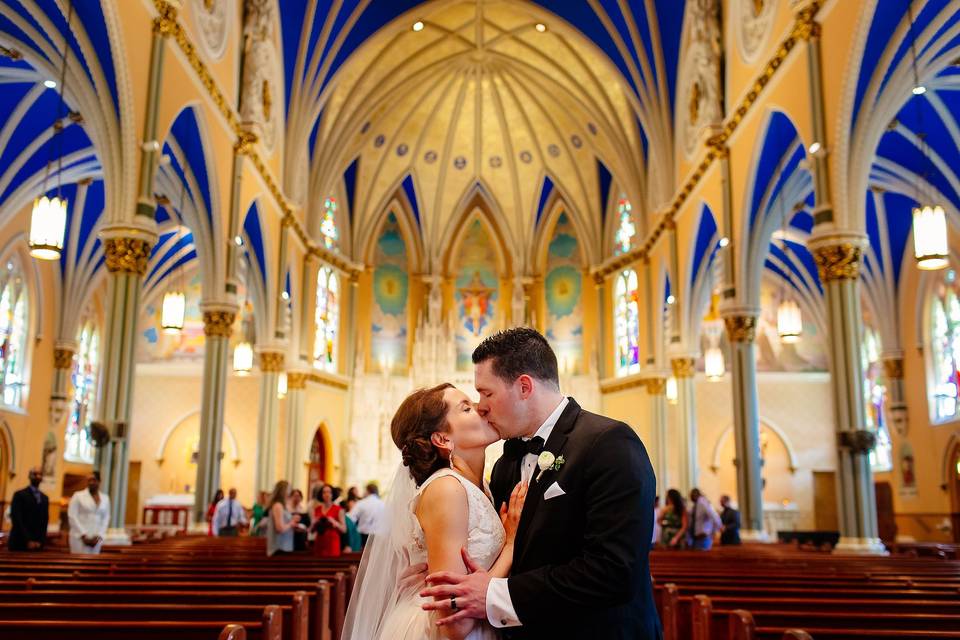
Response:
340,485,360,508
719,495,742,545
348,482,385,548
250,490,269,536
289,489,311,551
8,467,49,551
660,489,688,548
67,472,110,554
206,489,223,536
265,480,302,556
417,328,661,639
688,488,722,551
312,484,346,557
342,496,362,553
212,487,247,537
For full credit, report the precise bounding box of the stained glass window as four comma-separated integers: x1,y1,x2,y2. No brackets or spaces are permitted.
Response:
65,321,98,463
0,256,28,407
862,326,892,472
614,269,640,376
614,198,635,255
931,272,960,422
314,266,338,371
320,197,338,250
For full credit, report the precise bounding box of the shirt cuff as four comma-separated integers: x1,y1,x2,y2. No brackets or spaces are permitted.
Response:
486,577,522,628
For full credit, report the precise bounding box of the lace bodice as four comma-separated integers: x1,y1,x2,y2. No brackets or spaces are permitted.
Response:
410,469,506,571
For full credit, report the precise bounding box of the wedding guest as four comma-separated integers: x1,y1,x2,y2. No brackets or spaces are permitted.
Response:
339,485,360,508
719,495,742,546
266,481,302,557
67,472,110,554
251,490,269,536
206,489,224,536
348,482,385,548
313,483,346,557
212,487,247,537
688,488,722,551
342,496,362,553
289,488,311,551
659,488,688,549
8,467,48,551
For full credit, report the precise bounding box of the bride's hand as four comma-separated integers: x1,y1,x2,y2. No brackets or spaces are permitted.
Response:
499,481,528,543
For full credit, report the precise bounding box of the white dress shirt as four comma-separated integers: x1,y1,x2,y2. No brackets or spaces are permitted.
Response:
67,489,110,554
349,494,386,535
690,496,722,537
213,497,248,534
487,396,569,628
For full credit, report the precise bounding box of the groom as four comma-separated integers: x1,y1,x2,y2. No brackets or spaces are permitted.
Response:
421,328,661,639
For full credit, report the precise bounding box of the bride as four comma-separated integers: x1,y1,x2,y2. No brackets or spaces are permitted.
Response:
343,383,527,639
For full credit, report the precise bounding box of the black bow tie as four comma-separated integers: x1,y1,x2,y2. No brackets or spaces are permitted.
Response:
503,436,545,460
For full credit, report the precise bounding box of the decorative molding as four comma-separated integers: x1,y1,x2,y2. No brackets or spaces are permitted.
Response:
153,0,179,37
724,315,758,343
882,357,904,380
645,377,667,395
104,237,152,275
53,348,75,370
202,310,236,337
599,375,647,394
286,372,307,389
306,371,350,391
258,351,285,372
812,243,862,282
671,357,696,379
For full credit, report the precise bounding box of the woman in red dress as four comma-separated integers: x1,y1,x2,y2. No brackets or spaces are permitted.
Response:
206,489,223,536
312,484,346,556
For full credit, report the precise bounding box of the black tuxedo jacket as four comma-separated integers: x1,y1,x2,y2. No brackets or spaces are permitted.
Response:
8,486,49,551
489,398,661,639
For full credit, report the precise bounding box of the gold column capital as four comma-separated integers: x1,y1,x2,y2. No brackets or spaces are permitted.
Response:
793,2,823,41
882,358,904,380
202,310,236,337
812,243,862,282
152,1,179,37
670,357,696,379
53,347,75,370
723,315,758,343
234,130,258,155
287,372,308,389
259,351,285,372
645,377,666,395
105,237,152,275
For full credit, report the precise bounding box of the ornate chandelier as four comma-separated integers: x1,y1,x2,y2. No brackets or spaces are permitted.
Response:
777,298,803,343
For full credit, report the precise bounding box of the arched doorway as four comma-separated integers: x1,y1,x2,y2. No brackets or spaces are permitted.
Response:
949,441,960,543
307,426,329,501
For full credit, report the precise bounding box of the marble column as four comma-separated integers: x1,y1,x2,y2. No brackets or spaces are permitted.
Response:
810,234,885,554
49,345,74,432
645,376,669,492
283,371,308,489
670,356,698,493
193,306,236,523
255,350,284,493
722,309,766,539
881,355,908,437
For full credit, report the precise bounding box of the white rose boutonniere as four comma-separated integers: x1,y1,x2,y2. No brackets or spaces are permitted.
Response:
536,452,565,481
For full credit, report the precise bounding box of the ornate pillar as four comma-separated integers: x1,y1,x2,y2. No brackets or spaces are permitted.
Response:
49,345,75,431
193,306,236,523
722,309,766,539
670,356,698,492
298,253,320,365
645,376,669,491
594,274,608,379
97,234,153,531
255,350,284,493
881,354,908,436
810,234,885,554
283,371,308,488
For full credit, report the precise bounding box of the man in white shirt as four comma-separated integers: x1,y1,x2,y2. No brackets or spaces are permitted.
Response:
213,487,248,536
67,472,110,554
348,483,385,547
688,488,723,551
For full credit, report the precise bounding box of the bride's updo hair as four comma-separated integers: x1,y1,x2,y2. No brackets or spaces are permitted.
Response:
391,383,454,485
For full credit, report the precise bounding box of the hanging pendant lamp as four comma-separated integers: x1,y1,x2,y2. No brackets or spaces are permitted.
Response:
777,298,803,343
913,204,949,270
233,341,253,375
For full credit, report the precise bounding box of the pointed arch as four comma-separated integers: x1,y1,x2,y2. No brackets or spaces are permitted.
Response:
440,183,512,278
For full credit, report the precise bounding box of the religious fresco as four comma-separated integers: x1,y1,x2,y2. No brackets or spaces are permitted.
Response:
138,272,207,362
454,218,499,369
371,212,409,372
544,212,583,374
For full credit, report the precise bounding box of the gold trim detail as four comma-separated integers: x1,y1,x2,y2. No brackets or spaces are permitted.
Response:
813,244,861,282
105,237,152,275
882,358,904,380
259,352,285,372
671,358,696,379
286,373,307,390
53,348,75,370
202,311,236,337
153,0,178,36
646,377,666,395
306,372,350,391
234,131,258,155
724,315,758,343
600,376,648,395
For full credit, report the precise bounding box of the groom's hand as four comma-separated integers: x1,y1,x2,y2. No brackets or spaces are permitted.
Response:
420,548,490,626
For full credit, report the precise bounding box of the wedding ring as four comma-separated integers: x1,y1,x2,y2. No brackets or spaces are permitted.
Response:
450,596,458,611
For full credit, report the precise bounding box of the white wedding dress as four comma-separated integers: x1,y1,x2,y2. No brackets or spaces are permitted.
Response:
377,468,505,640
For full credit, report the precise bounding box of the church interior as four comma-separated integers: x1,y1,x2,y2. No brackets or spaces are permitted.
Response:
1,0,960,609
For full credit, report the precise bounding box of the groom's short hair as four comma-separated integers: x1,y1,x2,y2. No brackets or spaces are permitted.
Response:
472,327,559,386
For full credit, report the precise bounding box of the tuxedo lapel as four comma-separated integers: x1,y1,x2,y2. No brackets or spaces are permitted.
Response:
513,398,581,563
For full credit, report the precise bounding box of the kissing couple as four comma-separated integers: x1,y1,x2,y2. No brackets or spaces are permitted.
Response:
343,327,662,639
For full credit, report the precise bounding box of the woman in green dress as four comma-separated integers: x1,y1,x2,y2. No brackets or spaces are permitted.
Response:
659,488,689,549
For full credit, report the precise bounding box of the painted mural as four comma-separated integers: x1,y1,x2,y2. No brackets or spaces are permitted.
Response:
454,218,499,369
371,212,409,372
544,212,583,374
138,272,206,362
